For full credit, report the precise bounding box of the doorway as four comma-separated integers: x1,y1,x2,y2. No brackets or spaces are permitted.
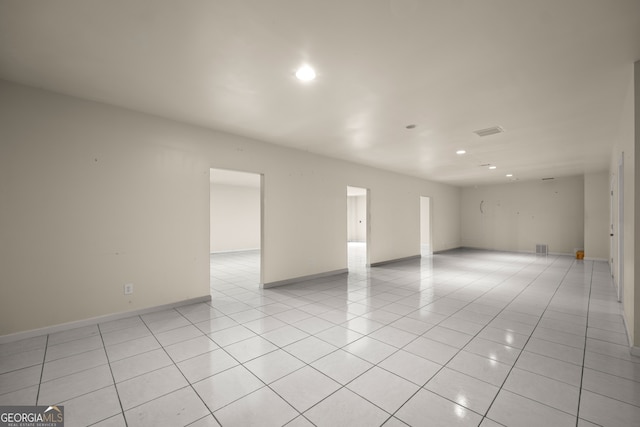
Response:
347,186,369,270
210,168,262,292
420,196,432,256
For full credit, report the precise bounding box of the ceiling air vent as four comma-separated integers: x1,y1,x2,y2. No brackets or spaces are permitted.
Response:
474,126,504,137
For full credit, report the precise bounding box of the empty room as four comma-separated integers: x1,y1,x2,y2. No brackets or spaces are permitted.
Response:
1,1,640,426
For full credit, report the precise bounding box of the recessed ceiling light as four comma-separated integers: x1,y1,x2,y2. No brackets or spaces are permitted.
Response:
489,165,497,170
295,65,316,81
456,150,466,155
506,174,513,177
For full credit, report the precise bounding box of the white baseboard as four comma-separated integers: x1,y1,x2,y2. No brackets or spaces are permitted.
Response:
622,313,635,351
534,251,573,257
457,246,574,257
370,254,421,267
0,294,211,345
262,269,348,289
433,247,463,254
210,248,260,254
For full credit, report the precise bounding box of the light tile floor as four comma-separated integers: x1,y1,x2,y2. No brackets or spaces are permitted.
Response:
2,248,640,426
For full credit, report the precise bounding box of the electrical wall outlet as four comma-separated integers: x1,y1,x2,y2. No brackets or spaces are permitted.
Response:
124,283,134,295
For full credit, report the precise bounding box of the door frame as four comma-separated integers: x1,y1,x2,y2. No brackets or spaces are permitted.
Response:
617,153,624,302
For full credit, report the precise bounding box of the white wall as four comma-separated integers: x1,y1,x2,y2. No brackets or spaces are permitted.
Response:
0,80,462,336
461,176,585,254
210,183,260,252
584,172,610,261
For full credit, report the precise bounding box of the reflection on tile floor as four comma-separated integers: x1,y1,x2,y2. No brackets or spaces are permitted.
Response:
2,248,640,426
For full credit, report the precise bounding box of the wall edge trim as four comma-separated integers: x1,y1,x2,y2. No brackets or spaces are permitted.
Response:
0,294,212,345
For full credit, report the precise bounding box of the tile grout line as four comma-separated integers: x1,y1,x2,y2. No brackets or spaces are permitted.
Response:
141,308,227,427
213,254,409,424
575,260,595,427
261,253,555,425
375,254,557,424
481,257,583,424
6,252,630,426
323,254,546,422
34,334,48,405
97,321,129,427
209,258,556,424
183,305,312,425
179,300,325,425
201,301,350,424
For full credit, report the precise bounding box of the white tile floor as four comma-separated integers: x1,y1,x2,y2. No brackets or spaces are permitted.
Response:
2,248,640,426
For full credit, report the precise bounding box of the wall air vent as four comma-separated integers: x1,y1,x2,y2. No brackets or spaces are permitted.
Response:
536,244,548,256
474,126,504,137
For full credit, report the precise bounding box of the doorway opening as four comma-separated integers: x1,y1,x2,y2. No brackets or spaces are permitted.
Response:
347,186,369,271
420,196,432,256
210,168,262,293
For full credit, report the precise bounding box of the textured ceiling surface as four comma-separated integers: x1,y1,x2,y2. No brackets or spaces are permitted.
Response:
1,0,639,186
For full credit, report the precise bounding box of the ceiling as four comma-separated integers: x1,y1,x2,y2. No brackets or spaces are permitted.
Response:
1,0,639,186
